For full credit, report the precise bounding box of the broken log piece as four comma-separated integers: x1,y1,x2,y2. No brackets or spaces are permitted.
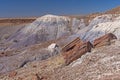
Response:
93,33,117,48
62,41,93,65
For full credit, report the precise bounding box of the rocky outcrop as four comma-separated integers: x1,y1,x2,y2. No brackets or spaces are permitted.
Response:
75,14,114,41
62,38,93,65
93,33,117,48
81,14,120,42
88,14,113,28
47,43,60,57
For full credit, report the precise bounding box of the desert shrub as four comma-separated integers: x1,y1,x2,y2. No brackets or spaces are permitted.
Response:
2,34,10,40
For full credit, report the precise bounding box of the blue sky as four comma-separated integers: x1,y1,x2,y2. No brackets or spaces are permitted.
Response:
0,0,120,17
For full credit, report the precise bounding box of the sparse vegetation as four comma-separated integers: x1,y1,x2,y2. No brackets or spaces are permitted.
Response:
2,34,10,40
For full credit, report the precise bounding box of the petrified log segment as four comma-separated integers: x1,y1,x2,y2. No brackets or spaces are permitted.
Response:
62,37,83,52
93,33,117,48
62,40,93,65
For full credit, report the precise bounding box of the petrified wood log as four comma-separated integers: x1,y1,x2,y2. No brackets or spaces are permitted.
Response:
62,41,93,65
62,37,83,52
93,33,117,48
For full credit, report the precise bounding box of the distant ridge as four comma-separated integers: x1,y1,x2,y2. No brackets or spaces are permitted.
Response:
105,6,120,14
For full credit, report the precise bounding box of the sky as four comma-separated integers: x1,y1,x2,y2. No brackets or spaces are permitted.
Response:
0,0,120,18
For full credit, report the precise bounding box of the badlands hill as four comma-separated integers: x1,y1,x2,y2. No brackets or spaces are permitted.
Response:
6,15,86,49
1,6,120,80
0,18,36,43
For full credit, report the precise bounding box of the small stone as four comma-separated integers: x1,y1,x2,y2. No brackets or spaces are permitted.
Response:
9,71,17,77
